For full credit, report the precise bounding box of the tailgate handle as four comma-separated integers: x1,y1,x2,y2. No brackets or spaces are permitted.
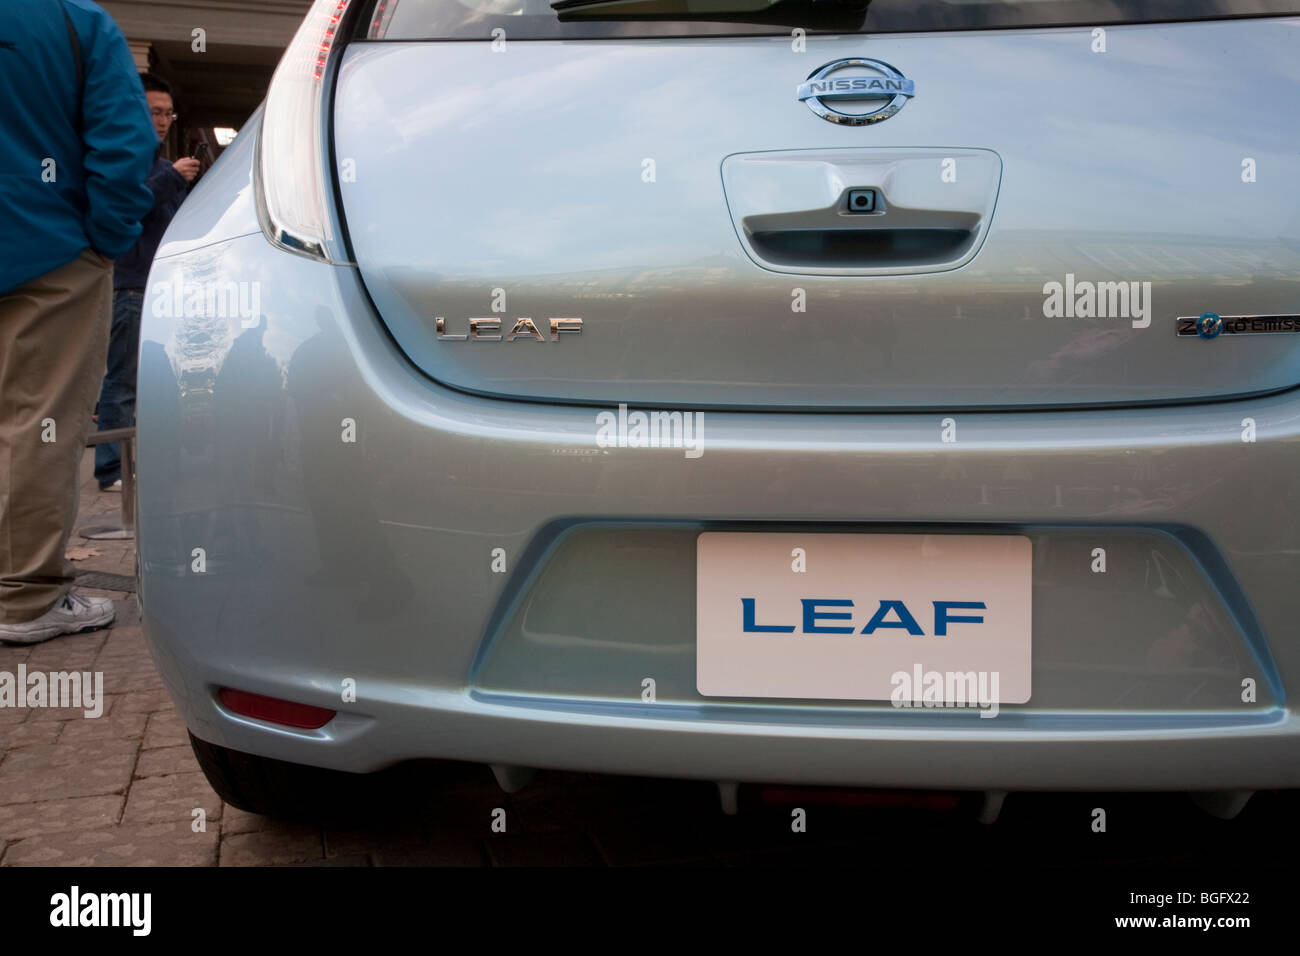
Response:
721,148,1003,276
745,199,981,269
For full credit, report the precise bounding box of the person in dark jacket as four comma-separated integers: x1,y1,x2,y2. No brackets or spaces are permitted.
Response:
94,72,198,491
0,0,156,644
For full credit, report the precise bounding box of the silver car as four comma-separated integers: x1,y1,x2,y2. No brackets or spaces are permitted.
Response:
138,0,1300,820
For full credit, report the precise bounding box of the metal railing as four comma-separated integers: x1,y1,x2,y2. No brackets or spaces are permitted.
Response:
80,426,135,539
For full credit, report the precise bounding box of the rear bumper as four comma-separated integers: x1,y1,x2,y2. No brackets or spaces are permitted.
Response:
136,232,1300,789
204,689,1300,792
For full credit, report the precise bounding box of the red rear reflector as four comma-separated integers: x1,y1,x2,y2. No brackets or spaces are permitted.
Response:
218,688,336,729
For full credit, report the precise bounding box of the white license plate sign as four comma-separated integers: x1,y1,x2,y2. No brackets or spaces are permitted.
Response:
696,533,1031,704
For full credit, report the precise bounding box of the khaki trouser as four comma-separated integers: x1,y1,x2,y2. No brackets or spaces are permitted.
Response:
0,250,112,623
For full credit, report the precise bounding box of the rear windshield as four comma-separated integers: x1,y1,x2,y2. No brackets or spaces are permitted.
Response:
365,0,1300,40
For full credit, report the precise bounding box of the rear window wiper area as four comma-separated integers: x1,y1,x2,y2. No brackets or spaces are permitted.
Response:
551,0,871,28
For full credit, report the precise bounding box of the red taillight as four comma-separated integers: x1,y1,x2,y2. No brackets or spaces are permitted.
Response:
218,688,336,729
259,0,354,259
369,0,395,39
313,0,350,81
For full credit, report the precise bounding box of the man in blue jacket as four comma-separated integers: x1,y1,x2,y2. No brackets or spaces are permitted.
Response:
94,72,198,492
0,0,157,644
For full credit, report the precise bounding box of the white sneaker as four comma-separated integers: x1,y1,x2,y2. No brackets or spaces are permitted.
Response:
0,590,116,645
100,479,122,492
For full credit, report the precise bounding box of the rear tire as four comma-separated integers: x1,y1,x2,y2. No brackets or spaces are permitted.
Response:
189,731,367,821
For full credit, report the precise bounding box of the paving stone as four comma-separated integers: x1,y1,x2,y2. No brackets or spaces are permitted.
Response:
485,831,604,867
222,805,279,836
2,821,218,866
142,709,188,750
592,821,724,866
23,632,107,671
0,645,32,669
121,772,221,827
324,818,427,858
288,853,371,867
112,597,141,626
0,719,63,749
57,710,148,744
0,758,134,805
134,744,200,778
94,625,148,661
509,775,647,833
73,588,128,603
219,824,323,866
24,701,106,722
415,780,517,837
0,739,137,803
0,737,137,772
0,794,124,840
98,655,166,695
373,842,489,867
113,688,174,715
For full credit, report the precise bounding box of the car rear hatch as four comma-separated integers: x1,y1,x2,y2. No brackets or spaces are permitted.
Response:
332,1,1300,409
